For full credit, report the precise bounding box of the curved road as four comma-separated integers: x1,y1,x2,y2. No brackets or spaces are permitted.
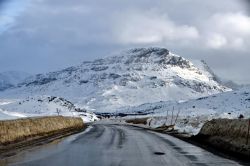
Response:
2,123,246,166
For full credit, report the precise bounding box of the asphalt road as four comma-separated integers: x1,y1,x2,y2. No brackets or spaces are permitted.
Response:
2,123,246,166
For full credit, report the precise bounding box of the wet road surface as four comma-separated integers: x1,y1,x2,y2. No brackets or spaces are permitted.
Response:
1,124,247,166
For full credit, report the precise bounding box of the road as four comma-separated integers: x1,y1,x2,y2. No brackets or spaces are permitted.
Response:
1,123,246,166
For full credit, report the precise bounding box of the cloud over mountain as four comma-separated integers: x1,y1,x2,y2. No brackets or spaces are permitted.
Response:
0,0,250,83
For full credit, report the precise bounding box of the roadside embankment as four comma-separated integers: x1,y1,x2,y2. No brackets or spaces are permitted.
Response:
0,116,84,156
195,119,250,159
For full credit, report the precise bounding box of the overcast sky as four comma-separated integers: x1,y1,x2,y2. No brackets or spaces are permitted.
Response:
0,0,250,84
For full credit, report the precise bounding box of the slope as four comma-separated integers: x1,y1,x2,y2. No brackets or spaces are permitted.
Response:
0,47,229,112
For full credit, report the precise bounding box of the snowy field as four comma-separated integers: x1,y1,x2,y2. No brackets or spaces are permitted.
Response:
118,87,250,135
0,96,98,123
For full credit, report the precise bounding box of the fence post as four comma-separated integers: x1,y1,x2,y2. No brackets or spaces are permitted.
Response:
247,119,250,145
174,109,181,125
164,110,169,126
170,106,174,125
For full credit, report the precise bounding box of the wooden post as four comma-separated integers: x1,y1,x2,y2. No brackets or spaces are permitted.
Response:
247,119,250,145
174,109,181,125
164,110,169,126
170,106,174,125
56,108,60,116
149,117,153,127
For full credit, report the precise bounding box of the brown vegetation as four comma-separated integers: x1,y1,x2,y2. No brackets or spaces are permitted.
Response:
0,116,84,146
154,124,175,132
125,118,148,125
197,119,250,158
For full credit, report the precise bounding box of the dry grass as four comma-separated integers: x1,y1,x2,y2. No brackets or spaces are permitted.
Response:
198,119,250,158
0,116,84,145
200,119,249,142
125,118,148,125
154,124,175,132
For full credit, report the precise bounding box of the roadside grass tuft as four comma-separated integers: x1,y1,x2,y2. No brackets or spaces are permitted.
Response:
125,118,148,125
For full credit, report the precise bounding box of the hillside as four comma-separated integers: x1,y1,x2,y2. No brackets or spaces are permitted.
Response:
119,87,250,134
0,48,229,113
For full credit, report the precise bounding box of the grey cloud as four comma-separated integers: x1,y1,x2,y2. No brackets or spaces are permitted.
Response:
0,0,250,84
242,0,250,12
0,0,9,8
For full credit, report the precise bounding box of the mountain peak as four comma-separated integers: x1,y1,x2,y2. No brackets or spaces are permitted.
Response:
103,47,193,69
0,48,230,112
127,47,169,55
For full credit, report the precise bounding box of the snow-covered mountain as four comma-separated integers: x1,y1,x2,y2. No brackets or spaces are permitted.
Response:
0,96,98,122
0,47,229,112
118,87,250,135
0,71,31,91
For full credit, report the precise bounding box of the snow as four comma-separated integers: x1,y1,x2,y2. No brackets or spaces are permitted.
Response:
0,99,14,105
0,47,245,136
0,109,24,120
119,87,250,135
0,96,98,122
0,48,229,113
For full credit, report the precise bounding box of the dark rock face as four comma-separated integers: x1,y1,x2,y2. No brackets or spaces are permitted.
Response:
26,77,57,86
167,56,192,68
200,60,219,82
173,76,223,93
109,73,121,79
129,47,169,56
91,66,109,71
79,80,89,84
125,48,170,64
124,48,192,69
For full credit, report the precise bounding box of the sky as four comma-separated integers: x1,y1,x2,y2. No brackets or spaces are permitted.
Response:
0,0,250,84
